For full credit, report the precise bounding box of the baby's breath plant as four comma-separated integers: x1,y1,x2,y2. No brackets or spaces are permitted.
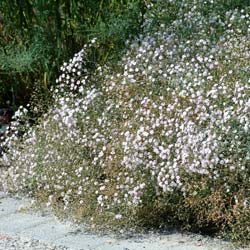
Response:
1,0,250,244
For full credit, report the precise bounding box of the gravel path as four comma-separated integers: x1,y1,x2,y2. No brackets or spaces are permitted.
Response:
0,193,249,250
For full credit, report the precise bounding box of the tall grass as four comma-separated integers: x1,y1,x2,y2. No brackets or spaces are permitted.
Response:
0,0,144,108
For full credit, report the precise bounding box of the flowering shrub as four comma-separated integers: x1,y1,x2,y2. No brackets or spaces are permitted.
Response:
1,0,250,243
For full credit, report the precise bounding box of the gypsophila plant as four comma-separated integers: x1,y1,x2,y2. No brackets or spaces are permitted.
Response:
1,0,250,244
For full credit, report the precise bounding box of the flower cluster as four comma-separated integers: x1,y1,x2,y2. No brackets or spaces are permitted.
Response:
1,0,249,230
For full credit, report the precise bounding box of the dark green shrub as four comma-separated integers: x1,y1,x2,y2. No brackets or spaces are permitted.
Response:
0,0,145,109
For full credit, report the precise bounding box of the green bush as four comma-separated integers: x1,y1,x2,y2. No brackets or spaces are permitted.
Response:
0,0,144,109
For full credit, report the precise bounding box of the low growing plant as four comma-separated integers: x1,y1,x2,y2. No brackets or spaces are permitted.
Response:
1,0,250,245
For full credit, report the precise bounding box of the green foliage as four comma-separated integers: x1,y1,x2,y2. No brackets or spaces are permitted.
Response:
0,0,144,109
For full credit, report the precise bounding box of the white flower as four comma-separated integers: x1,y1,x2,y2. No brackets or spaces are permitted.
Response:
115,214,122,219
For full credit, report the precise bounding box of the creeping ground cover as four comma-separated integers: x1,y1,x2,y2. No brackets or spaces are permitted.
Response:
1,0,250,245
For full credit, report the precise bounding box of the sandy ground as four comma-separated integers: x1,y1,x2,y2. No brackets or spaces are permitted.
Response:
0,192,249,250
